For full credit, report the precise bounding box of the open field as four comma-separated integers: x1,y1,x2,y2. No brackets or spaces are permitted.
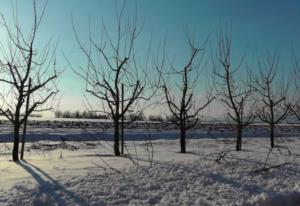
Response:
1,121,300,206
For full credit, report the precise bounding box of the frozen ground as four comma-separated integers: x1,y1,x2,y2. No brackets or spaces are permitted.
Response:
0,121,300,206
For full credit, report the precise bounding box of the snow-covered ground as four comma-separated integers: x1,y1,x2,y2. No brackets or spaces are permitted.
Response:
0,122,300,206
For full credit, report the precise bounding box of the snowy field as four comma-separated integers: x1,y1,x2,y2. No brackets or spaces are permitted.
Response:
0,121,300,206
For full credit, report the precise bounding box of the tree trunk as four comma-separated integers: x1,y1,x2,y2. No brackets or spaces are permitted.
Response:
270,123,275,148
121,84,124,155
180,127,186,153
21,78,31,160
20,120,28,160
114,119,120,156
121,116,124,155
12,124,20,161
236,125,242,151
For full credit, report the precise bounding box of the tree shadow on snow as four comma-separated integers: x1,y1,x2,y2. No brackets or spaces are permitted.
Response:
15,160,95,206
71,153,115,158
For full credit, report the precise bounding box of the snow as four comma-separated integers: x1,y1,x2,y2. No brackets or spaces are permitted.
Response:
0,121,300,205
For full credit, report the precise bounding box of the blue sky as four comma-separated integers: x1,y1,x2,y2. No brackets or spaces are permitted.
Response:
0,0,299,116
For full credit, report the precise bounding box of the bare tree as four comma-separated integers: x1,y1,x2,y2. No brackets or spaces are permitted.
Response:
72,2,151,156
0,0,59,161
253,54,290,148
158,37,214,153
212,29,255,151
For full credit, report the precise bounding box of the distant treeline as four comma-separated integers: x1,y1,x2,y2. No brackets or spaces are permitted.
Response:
54,110,174,122
54,110,109,119
0,113,42,118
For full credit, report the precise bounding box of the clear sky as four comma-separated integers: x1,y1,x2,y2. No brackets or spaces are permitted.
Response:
0,0,299,117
